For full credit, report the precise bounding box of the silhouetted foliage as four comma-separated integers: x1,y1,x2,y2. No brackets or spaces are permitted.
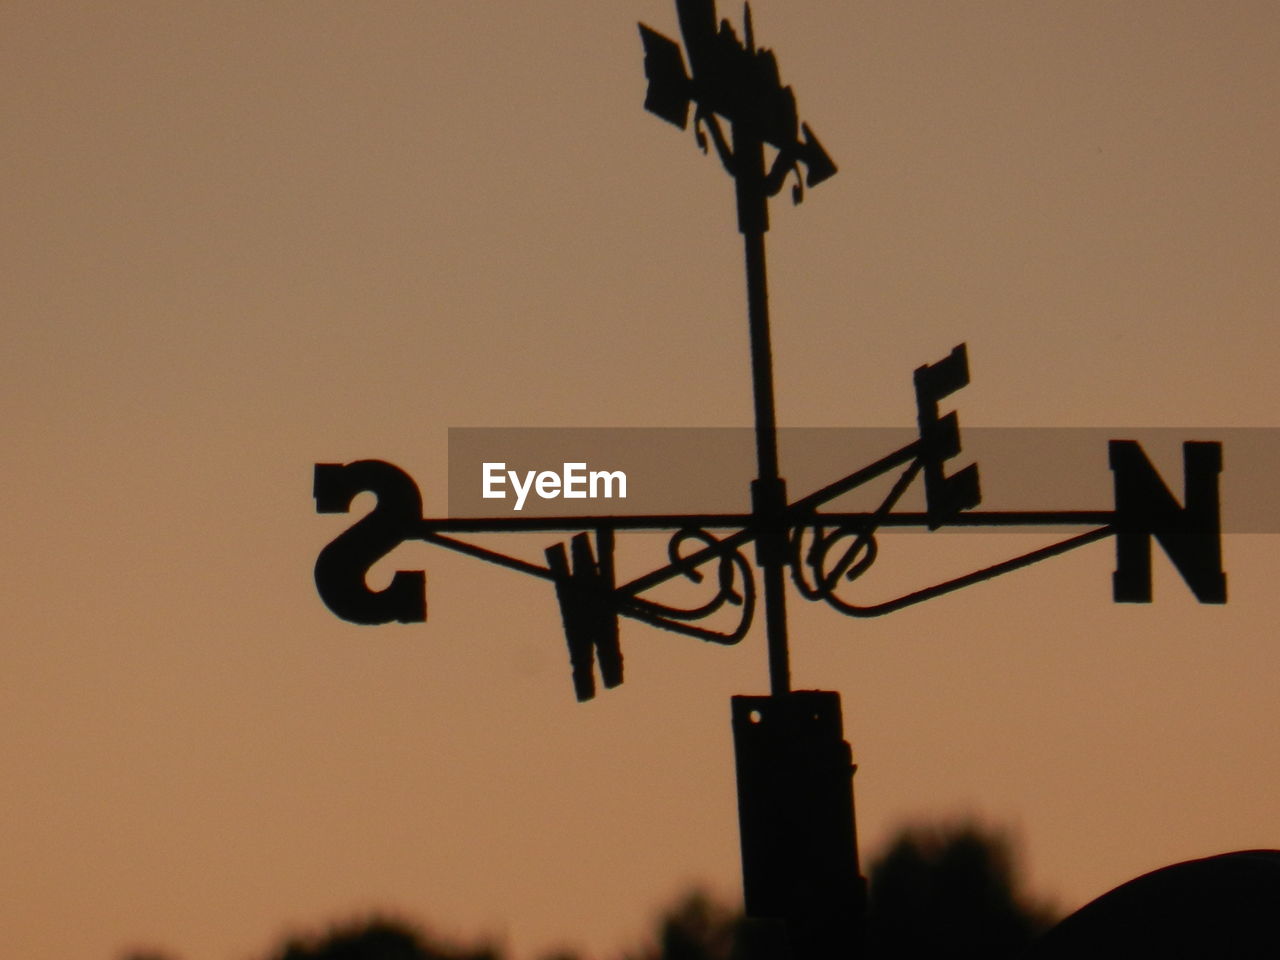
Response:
864,821,1056,959
627,890,786,960
266,916,498,960
130,822,1052,960
632,891,737,960
625,823,1053,960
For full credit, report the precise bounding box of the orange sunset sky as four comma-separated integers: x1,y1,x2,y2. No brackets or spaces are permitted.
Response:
5,2,1279,959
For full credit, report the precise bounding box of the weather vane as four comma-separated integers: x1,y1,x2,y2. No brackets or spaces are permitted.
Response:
312,2,1225,957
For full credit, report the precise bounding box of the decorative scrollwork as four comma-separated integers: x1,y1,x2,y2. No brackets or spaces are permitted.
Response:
790,521,879,614
790,457,921,614
622,527,755,644
693,106,735,175
762,150,804,204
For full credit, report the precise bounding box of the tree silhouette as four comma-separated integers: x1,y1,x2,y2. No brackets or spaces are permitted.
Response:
121,821,1054,960
627,889,787,960
629,890,737,960
265,916,498,960
629,823,1055,960
864,820,1056,959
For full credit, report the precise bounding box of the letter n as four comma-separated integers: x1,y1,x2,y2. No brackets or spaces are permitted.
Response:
1110,440,1226,603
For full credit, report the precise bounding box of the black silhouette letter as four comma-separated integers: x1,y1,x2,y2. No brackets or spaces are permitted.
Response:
545,531,622,702
1110,440,1226,603
313,460,426,624
914,344,981,528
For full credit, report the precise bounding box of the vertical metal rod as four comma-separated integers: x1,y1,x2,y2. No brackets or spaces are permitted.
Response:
746,229,792,698
736,132,792,697
744,228,780,482
761,547,792,696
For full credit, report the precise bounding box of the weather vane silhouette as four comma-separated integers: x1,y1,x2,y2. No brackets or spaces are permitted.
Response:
312,2,1226,956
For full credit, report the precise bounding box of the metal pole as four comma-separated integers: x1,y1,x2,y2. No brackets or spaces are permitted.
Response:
730,117,863,960
734,126,792,697
745,227,793,698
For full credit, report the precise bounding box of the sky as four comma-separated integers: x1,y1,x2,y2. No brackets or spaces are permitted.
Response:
4,2,1280,959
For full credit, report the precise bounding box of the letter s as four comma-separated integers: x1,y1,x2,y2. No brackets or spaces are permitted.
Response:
313,460,426,624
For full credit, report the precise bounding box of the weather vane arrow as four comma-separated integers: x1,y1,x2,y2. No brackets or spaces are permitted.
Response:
639,0,837,224
311,1,1226,956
